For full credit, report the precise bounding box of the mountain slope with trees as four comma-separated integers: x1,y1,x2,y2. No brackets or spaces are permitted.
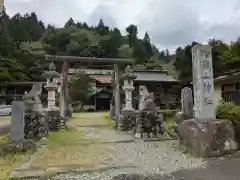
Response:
0,9,171,82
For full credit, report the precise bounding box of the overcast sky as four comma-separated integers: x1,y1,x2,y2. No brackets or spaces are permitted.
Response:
5,0,240,51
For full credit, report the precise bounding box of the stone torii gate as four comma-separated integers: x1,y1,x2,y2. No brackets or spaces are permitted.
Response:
44,55,133,121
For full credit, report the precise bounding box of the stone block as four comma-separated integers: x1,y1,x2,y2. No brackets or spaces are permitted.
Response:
46,110,65,131
173,111,184,133
181,87,193,119
0,139,36,155
177,118,238,157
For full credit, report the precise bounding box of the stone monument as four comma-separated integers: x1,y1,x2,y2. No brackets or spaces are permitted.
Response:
177,44,238,157
181,87,194,118
173,87,194,131
192,45,215,120
10,101,25,142
0,101,36,155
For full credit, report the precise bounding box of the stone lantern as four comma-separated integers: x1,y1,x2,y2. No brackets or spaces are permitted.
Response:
122,66,136,111
118,65,137,131
43,62,60,110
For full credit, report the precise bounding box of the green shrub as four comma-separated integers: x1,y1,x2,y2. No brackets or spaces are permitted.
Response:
56,94,60,107
158,109,178,120
216,101,240,144
216,101,240,121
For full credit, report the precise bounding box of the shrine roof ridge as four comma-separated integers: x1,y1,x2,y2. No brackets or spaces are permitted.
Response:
45,55,133,64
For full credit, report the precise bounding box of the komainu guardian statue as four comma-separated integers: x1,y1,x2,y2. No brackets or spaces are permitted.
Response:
21,83,49,139
22,83,42,102
135,86,164,138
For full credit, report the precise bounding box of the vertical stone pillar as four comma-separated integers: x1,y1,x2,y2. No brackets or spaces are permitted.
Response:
60,61,69,117
114,64,121,127
10,101,25,142
181,87,194,119
192,45,215,120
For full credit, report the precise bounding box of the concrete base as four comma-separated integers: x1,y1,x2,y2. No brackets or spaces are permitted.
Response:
122,108,135,113
0,139,36,154
177,118,238,157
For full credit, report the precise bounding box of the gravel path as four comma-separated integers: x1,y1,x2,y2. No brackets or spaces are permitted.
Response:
40,138,240,180
24,113,240,180
41,128,207,180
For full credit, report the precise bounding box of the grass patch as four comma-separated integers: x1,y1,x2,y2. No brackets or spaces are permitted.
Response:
0,116,10,122
0,133,34,179
0,134,9,144
165,117,173,132
0,150,31,180
30,113,113,170
69,112,114,128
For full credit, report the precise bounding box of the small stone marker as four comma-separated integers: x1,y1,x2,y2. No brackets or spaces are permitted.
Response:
10,101,25,142
192,44,215,120
181,87,193,119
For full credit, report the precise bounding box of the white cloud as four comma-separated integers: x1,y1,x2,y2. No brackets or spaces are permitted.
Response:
5,0,240,50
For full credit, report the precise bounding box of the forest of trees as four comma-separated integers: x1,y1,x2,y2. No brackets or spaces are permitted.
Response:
0,9,171,83
1,8,240,85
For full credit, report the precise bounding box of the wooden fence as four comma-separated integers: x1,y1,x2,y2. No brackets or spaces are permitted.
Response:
222,90,240,105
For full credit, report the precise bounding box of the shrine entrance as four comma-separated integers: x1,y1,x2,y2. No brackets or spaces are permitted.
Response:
44,55,132,118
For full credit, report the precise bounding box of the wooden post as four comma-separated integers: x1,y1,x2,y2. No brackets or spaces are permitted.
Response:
114,64,120,124
94,87,97,111
135,84,139,110
60,61,69,117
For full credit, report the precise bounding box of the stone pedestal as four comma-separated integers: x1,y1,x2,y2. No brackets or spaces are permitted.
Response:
121,109,137,132
177,119,238,157
0,139,36,155
46,110,66,131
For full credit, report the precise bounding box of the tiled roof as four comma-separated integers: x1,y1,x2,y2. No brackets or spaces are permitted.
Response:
2,81,46,87
215,72,240,82
89,75,112,84
133,71,178,82
89,71,178,84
